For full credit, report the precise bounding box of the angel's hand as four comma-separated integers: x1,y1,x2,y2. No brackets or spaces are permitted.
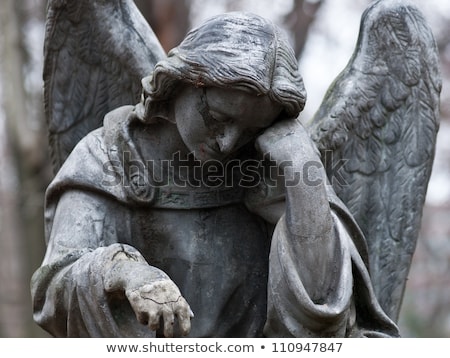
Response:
255,119,320,169
104,259,193,337
255,119,324,193
125,279,193,337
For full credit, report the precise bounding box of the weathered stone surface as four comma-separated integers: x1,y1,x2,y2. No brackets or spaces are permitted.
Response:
32,0,440,338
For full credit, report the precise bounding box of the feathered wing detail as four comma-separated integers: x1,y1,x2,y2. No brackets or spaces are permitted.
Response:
307,0,441,322
44,0,166,172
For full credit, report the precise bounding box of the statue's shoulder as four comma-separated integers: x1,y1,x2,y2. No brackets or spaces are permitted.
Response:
46,106,138,209
56,105,136,165
103,106,136,143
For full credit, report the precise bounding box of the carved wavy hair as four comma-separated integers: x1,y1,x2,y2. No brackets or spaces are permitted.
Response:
140,12,306,122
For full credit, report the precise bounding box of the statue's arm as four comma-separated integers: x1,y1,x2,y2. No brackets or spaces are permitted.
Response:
255,120,354,337
255,119,337,301
32,190,191,337
255,119,399,337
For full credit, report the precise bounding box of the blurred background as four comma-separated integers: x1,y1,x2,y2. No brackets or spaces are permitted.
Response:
0,0,449,338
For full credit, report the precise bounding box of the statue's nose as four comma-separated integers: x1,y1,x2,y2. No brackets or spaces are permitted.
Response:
216,126,241,154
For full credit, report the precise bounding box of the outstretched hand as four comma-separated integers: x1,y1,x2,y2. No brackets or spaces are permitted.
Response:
104,259,193,337
125,279,194,337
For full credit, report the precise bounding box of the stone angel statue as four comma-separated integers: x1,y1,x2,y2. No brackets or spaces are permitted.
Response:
31,0,440,338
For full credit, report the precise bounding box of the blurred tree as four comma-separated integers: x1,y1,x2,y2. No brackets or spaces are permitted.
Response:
0,0,50,337
284,0,323,57
135,0,191,52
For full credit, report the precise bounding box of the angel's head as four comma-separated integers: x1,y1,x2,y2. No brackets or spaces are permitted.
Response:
141,12,305,118
137,12,307,160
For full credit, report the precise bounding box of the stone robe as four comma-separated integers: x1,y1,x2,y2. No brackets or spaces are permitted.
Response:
31,107,399,338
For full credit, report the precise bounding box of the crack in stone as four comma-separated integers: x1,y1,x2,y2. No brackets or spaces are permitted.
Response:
111,244,138,262
138,294,183,305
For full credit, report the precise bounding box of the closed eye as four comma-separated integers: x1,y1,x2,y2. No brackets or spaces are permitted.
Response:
209,111,233,124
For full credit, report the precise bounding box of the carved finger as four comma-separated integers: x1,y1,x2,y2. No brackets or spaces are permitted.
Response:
147,305,162,332
177,313,191,337
176,301,194,336
162,306,175,338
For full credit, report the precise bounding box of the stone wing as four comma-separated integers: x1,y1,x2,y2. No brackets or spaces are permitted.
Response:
44,0,166,172
307,0,441,321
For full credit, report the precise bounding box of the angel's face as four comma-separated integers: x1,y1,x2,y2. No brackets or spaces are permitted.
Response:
173,86,282,162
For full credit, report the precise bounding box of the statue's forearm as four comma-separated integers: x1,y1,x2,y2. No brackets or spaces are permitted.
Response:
281,163,336,302
283,163,333,238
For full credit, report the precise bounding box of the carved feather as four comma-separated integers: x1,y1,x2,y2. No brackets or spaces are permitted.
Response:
44,0,166,172
307,0,441,321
